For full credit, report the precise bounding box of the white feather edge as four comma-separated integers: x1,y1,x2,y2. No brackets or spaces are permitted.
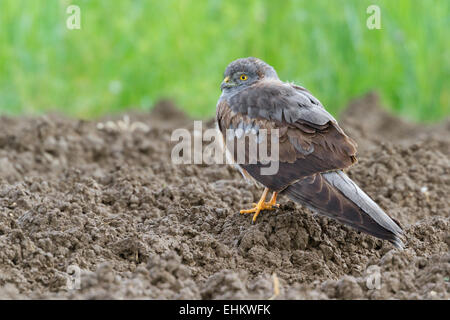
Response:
322,170,404,248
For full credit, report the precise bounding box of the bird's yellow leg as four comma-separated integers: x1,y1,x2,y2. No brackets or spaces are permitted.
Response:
267,191,279,208
240,188,280,222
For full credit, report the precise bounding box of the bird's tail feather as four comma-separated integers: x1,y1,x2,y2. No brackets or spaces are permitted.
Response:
282,171,404,249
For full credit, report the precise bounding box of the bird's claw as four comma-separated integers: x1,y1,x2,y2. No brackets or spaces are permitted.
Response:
240,201,280,223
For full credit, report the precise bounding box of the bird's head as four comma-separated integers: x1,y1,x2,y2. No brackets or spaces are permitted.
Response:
220,57,278,93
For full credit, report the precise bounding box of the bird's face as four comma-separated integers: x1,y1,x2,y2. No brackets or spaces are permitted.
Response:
220,69,258,92
220,57,278,94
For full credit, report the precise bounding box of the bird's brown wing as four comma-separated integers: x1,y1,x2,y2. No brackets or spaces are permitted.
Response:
216,80,357,192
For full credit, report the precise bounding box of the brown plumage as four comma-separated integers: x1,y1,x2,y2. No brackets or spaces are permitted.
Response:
216,57,404,248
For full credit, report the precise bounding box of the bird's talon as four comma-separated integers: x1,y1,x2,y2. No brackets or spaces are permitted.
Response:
240,190,280,222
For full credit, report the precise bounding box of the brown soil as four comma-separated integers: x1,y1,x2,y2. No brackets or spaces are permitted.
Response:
0,93,448,299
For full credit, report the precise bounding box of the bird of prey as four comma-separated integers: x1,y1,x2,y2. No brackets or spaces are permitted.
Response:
216,57,404,249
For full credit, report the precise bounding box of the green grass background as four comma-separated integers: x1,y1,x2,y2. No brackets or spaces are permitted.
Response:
0,0,448,121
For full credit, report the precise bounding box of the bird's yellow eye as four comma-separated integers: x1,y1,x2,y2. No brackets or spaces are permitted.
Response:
240,74,248,81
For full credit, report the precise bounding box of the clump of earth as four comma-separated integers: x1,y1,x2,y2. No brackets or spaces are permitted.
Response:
0,93,448,299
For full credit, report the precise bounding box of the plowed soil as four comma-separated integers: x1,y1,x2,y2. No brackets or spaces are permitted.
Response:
0,93,448,299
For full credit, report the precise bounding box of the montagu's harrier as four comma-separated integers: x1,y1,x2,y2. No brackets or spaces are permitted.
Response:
216,57,404,248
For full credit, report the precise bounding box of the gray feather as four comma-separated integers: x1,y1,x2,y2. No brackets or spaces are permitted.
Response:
322,170,404,248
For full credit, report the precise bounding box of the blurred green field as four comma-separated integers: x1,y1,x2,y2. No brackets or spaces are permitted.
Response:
0,0,448,122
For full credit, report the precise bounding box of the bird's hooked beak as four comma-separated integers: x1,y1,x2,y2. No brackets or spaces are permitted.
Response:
220,76,234,90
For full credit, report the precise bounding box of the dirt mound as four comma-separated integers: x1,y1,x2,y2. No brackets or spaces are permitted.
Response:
0,93,448,299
